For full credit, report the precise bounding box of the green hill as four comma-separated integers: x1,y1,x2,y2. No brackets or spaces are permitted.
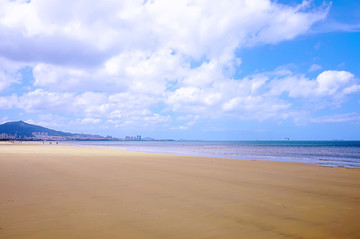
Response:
0,121,73,138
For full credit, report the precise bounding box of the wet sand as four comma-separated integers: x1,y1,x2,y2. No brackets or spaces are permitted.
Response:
0,144,359,238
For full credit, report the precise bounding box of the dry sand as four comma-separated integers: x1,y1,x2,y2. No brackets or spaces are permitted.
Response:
0,144,359,239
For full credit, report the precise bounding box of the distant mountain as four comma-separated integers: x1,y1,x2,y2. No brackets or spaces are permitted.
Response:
0,121,73,138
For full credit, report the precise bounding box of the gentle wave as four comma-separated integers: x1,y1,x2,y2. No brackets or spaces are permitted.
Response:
63,141,360,168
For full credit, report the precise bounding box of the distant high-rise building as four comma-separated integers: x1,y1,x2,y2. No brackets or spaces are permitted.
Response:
0,133,8,139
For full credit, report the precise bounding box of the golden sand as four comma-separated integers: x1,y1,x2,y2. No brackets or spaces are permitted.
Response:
0,144,359,238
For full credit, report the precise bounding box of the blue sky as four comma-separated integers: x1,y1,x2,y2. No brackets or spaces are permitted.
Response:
0,0,359,140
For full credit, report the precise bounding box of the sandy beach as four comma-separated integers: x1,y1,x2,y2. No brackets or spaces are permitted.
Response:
0,144,359,239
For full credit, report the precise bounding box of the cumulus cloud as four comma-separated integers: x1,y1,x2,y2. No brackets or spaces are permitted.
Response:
1,0,358,131
0,57,24,92
166,68,359,121
0,88,171,128
0,0,329,64
17,89,74,112
269,70,358,100
0,70,19,91
0,94,17,109
33,63,90,90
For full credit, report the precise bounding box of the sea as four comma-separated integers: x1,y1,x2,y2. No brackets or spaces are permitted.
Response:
64,140,360,169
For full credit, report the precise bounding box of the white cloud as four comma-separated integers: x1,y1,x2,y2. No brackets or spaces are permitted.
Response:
312,113,360,123
313,19,360,33
1,116,9,124
17,89,74,112
33,63,91,91
220,95,291,120
0,57,25,92
109,110,122,119
0,70,19,91
172,114,200,130
0,94,17,109
166,73,292,120
309,64,322,72
1,63,359,128
104,49,185,95
269,70,357,99
143,113,170,126
166,87,222,113
343,85,360,95
170,125,189,130
182,59,225,87
166,69,360,121
2,0,359,131
24,115,69,129
80,118,102,124
245,1,329,46
0,88,171,128
317,71,354,95
106,109,170,128
0,0,329,65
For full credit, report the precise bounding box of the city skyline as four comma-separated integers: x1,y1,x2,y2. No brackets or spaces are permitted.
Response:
0,0,359,140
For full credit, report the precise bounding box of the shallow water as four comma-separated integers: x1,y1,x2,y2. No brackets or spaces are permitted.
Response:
64,140,360,168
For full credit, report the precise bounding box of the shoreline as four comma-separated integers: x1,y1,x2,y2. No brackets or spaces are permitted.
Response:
1,144,360,238
1,142,318,167
3,140,359,169
0,141,322,167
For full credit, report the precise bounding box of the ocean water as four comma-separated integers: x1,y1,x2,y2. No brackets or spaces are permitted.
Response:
64,140,360,169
